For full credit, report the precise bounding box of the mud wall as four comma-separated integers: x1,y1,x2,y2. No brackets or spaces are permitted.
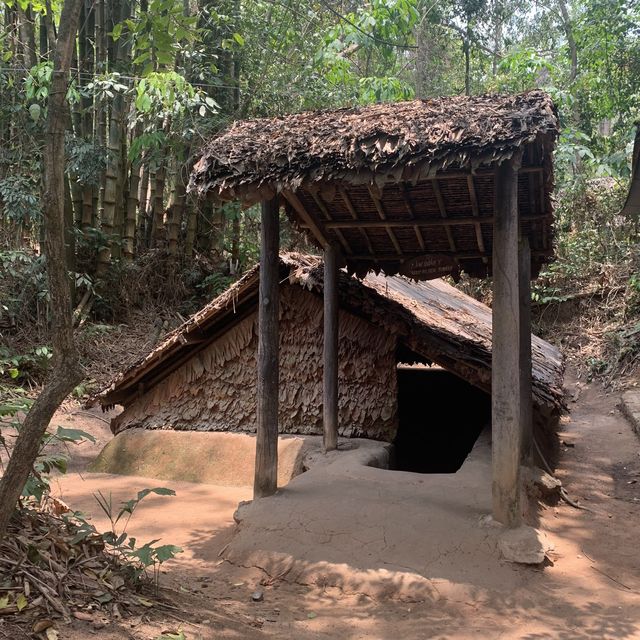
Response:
113,285,398,441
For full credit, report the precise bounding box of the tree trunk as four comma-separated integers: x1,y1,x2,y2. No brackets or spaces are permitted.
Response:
231,214,240,268
17,6,37,68
167,155,186,259
0,0,83,541
95,0,107,227
464,24,471,96
124,162,140,262
557,0,577,82
145,167,156,249
96,0,131,273
151,162,167,248
183,200,198,258
209,205,226,265
136,160,150,251
492,0,503,76
79,0,95,231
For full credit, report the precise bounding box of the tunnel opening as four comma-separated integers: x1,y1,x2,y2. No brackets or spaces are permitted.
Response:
391,363,491,474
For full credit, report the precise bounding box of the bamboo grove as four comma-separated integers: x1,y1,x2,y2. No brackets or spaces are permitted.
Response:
0,0,638,302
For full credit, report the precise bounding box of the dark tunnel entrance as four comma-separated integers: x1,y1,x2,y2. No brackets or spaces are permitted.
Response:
392,366,491,474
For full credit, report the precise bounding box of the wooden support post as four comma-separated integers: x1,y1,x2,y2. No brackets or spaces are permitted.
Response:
323,244,339,452
492,155,522,527
519,235,533,465
254,197,280,499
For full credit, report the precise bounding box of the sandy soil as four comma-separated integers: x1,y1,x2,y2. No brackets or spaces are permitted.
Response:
11,371,640,639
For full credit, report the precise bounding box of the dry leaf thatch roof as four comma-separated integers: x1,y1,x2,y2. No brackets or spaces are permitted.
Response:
189,91,558,203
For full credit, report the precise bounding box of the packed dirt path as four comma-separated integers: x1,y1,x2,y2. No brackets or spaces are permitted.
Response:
45,371,640,640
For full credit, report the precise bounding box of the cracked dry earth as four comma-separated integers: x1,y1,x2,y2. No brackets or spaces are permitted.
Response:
43,371,640,639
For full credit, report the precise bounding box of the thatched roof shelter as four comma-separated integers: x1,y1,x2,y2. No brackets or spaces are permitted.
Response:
190,91,559,279
189,91,561,526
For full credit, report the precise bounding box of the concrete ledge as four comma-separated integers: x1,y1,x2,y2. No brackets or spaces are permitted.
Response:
89,429,305,487
620,391,640,437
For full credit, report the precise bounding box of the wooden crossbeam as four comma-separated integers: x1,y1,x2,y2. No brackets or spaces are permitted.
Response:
339,187,375,256
367,185,403,255
431,179,459,263
411,165,543,181
315,213,549,230
401,185,425,250
467,175,487,264
348,249,552,261
282,190,329,249
310,191,353,255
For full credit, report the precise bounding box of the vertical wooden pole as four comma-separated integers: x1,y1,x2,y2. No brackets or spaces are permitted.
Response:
323,244,339,452
254,197,280,499
519,235,533,465
492,155,522,527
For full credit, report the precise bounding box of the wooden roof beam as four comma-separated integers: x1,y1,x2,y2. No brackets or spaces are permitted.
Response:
282,190,330,249
309,191,353,256
349,249,552,261
316,213,549,230
367,185,403,255
339,186,375,257
431,178,459,265
401,185,425,250
466,175,487,264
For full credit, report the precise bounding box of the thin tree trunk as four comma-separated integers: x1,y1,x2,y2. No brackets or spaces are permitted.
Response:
39,13,49,60
95,0,106,227
183,199,198,258
79,0,95,230
151,162,167,248
64,175,77,302
231,214,240,268
492,0,502,76
145,167,156,249
96,0,131,273
166,156,186,259
209,205,226,265
0,0,83,541
196,199,212,253
557,0,577,82
464,25,471,96
136,161,150,251
17,7,36,68
124,160,140,262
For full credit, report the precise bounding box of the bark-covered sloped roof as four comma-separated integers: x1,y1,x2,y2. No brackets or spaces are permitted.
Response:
100,253,565,417
621,124,640,218
189,91,558,203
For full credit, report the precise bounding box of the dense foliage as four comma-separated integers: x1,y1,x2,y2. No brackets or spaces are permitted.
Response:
0,0,638,380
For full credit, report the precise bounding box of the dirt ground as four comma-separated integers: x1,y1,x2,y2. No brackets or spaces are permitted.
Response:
8,370,640,640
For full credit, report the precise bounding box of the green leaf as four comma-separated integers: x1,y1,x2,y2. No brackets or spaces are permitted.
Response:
136,487,176,501
154,544,182,563
0,401,31,416
111,23,123,41
16,593,27,612
233,32,245,46
53,426,96,444
8,368,19,378
155,631,186,640
28,104,41,121
0,596,9,609
129,543,154,567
